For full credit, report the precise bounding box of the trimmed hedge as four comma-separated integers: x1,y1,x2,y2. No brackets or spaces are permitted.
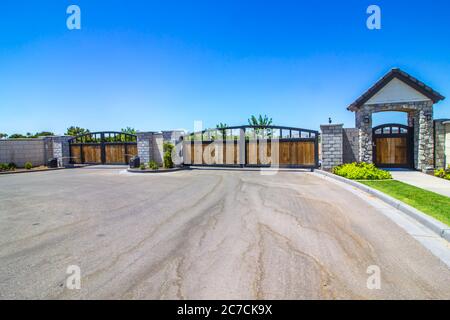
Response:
332,162,392,180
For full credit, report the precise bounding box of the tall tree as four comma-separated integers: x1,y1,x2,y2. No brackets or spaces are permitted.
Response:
0,133,8,139
66,126,89,136
121,127,137,135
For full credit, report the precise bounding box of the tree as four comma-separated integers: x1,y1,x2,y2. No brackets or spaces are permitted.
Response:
66,126,89,136
9,134,27,139
34,131,54,137
121,127,137,135
216,123,228,129
0,133,8,139
248,114,273,127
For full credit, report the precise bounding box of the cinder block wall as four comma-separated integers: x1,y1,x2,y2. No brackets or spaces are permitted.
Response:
320,124,343,170
0,138,52,167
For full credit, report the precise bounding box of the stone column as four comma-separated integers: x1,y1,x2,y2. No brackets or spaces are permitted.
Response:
355,109,373,163
417,102,434,171
52,136,72,167
434,120,446,169
136,132,154,164
320,124,343,170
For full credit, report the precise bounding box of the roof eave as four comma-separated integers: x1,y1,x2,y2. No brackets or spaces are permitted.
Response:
347,68,445,111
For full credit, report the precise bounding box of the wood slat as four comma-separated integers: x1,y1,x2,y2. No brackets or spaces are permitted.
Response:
70,145,82,164
105,145,126,164
184,140,315,166
376,138,407,165
82,145,102,163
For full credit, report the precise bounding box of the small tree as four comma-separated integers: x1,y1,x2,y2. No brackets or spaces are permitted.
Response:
0,133,8,139
66,126,90,136
163,142,174,169
9,134,27,139
248,114,273,127
248,115,273,137
216,123,228,129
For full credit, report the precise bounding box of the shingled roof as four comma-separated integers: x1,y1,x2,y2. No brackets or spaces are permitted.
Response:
347,68,445,111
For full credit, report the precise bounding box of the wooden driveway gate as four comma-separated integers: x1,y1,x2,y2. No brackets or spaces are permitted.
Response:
372,124,414,169
69,132,138,165
182,126,319,169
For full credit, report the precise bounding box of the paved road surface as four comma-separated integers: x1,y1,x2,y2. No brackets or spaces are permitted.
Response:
0,167,449,299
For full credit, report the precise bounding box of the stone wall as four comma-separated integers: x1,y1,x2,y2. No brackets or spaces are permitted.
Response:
355,101,434,171
137,130,186,165
0,137,53,167
435,120,450,169
320,124,343,170
343,128,359,164
136,132,154,164
447,124,450,168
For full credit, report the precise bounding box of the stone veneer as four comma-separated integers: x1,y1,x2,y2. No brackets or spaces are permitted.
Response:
320,124,343,170
52,136,72,167
355,101,434,171
434,119,450,169
343,128,359,164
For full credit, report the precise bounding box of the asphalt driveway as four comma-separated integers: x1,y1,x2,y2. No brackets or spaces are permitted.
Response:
0,167,449,299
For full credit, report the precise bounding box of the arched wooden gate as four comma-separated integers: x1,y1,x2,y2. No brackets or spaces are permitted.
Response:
183,125,319,169
69,132,138,165
372,124,414,169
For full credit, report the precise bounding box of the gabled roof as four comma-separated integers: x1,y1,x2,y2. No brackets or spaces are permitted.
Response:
347,68,445,111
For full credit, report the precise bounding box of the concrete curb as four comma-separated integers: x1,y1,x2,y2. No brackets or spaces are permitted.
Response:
127,167,187,174
315,170,450,242
0,167,66,175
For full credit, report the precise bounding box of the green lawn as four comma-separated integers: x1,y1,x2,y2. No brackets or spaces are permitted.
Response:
360,180,450,227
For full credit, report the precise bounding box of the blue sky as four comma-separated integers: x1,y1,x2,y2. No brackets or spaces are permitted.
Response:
1,0,449,135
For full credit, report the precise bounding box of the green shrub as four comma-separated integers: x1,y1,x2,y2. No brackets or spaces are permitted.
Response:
148,160,159,170
140,164,146,170
0,163,9,171
25,162,33,170
8,162,17,170
163,142,174,153
163,142,174,169
435,166,450,180
332,162,392,180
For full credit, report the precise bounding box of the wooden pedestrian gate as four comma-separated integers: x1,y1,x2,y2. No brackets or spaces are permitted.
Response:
69,132,138,165
373,124,413,169
182,126,319,169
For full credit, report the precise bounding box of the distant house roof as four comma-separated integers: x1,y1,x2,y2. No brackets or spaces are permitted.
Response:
347,68,445,111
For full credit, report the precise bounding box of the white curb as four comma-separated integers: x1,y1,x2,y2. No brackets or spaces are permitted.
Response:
315,170,450,242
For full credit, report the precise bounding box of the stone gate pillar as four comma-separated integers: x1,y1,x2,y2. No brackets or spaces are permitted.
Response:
136,132,154,164
417,102,434,171
320,124,343,170
355,109,373,163
52,136,72,167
